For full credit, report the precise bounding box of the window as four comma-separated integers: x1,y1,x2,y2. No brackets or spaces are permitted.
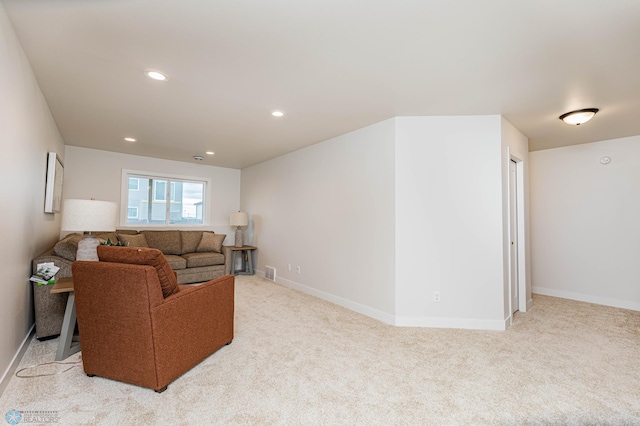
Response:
128,178,139,191
153,180,167,201
127,207,138,219
122,170,208,226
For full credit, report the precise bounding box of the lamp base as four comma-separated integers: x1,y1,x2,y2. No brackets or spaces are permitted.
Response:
77,236,100,261
234,227,244,248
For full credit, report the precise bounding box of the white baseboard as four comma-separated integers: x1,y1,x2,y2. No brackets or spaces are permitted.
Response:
255,269,508,331
533,286,640,312
395,315,508,331
255,269,396,325
0,324,34,398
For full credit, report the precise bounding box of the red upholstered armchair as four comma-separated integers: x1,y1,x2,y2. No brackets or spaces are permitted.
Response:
71,246,234,392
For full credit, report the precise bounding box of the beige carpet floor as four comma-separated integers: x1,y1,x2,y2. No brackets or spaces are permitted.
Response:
1,275,640,425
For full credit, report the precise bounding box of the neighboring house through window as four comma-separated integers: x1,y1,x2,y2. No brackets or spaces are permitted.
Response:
127,207,138,219
122,170,209,226
128,178,139,191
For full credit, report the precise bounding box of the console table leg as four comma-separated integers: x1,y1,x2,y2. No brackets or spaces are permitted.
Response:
230,251,237,275
55,293,80,361
247,249,254,275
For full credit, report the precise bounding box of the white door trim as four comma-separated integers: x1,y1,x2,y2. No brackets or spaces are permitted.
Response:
506,151,528,315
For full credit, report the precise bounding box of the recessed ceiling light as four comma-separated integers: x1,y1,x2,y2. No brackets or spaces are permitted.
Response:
144,69,168,81
124,137,136,142
559,108,599,125
271,110,285,117
193,156,204,161
206,151,215,155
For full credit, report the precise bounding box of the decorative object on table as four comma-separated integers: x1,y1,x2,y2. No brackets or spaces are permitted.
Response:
100,238,126,246
61,199,118,261
230,211,249,248
44,152,64,213
30,262,60,286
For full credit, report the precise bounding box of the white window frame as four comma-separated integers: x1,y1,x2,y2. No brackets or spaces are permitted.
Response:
120,169,211,228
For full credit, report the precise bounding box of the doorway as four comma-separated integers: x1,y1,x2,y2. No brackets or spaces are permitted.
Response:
509,159,519,315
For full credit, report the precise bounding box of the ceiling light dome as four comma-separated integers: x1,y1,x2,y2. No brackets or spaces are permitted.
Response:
144,69,168,81
559,108,599,125
271,110,285,117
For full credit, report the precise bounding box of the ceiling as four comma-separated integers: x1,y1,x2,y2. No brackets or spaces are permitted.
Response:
4,0,640,169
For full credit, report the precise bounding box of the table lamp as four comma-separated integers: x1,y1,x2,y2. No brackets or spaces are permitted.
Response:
61,199,118,261
230,211,249,248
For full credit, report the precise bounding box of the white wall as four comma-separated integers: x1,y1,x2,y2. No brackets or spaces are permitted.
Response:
242,115,528,330
394,116,507,330
530,135,640,310
241,119,397,322
64,146,241,239
0,3,66,391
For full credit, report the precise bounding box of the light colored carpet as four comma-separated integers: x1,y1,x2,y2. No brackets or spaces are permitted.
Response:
1,275,639,425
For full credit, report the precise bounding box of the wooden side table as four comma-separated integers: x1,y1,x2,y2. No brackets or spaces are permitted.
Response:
50,277,80,360
228,246,257,275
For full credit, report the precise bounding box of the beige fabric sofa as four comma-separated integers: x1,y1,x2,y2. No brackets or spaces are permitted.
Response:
32,229,231,340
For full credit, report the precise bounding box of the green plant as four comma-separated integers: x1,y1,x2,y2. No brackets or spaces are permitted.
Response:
100,238,125,246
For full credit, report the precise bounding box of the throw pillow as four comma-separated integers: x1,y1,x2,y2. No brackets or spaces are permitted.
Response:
118,233,149,248
180,231,204,254
97,246,179,298
53,233,84,261
196,232,225,253
141,231,181,255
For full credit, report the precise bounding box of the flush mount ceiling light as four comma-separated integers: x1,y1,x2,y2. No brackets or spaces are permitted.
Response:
144,69,168,81
559,108,599,125
193,156,204,161
271,110,285,117
124,137,136,142
206,151,215,155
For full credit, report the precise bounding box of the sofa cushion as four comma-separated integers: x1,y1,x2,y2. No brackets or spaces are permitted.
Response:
181,252,225,268
97,246,179,298
53,233,84,261
181,231,204,254
142,231,181,255
196,232,225,253
118,233,149,248
164,255,187,270
115,229,138,235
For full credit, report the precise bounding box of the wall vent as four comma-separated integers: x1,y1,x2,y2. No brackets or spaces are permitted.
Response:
265,265,276,282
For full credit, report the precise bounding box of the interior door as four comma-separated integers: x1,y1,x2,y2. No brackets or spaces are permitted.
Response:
509,160,519,314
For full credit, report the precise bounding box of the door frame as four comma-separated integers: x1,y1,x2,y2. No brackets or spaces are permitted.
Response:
507,150,528,316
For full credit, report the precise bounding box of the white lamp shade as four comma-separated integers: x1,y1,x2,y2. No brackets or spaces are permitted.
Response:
61,199,118,233
230,211,249,227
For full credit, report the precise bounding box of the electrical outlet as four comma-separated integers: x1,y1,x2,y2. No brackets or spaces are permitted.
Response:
296,266,301,274
287,264,292,271
433,291,441,303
